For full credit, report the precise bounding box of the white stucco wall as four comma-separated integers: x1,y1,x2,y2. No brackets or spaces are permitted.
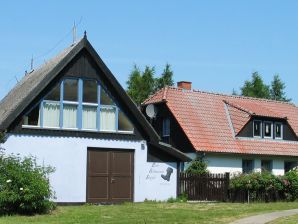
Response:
1,134,177,203
186,153,296,176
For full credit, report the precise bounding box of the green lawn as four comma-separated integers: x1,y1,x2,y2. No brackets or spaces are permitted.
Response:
269,213,298,224
0,202,298,224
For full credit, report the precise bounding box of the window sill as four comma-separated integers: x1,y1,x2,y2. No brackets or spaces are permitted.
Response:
22,125,134,135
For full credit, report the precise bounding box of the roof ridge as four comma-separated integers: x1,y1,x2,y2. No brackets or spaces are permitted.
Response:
162,87,296,107
223,100,253,115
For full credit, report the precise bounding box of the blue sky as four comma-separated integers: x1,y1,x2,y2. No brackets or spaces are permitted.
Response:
0,1,298,104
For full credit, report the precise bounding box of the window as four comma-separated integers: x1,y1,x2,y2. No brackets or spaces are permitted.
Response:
163,118,170,137
100,88,115,105
275,123,283,139
82,106,97,130
22,78,134,133
44,84,60,101
63,79,78,128
264,121,273,138
118,110,134,132
261,160,272,173
162,118,170,144
23,104,40,126
83,80,97,103
82,80,98,130
64,79,78,101
253,120,262,137
285,161,298,173
100,107,116,131
242,160,254,174
43,84,61,128
43,101,60,127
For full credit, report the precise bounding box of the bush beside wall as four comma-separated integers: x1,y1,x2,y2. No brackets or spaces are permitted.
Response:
230,170,298,202
0,150,56,215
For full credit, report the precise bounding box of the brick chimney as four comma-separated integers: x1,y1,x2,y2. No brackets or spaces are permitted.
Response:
177,81,192,90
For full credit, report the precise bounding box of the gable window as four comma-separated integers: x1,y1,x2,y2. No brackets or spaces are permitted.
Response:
63,79,78,129
43,84,61,128
253,120,262,137
82,80,98,130
118,110,134,132
264,121,273,138
162,118,170,143
23,104,40,126
242,160,254,174
22,78,134,134
275,123,283,139
261,160,272,173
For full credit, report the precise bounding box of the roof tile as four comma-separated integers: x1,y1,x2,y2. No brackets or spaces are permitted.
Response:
143,87,298,157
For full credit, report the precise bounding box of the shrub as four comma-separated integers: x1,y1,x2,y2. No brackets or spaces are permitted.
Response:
0,152,56,215
282,170,298,201
230,171,298,202
167,193,188,203
185,156,209,175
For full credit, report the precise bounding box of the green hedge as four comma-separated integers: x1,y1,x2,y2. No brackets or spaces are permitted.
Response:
230,170,298,201
0,150,56,215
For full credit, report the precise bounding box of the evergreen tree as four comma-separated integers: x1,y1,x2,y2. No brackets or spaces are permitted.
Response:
126,65,143,105
270,74,291,102
241,72,270,99
126,64,174,105
155,63,174,91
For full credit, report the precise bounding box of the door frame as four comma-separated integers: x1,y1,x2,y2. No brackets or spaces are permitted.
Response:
86,147,135,203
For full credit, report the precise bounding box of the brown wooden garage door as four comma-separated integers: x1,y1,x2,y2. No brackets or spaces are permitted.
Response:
87,148,134,203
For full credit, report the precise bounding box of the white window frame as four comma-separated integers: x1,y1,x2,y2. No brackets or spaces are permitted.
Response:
22,78,135,134
274,122,283,140
253,120,262,138
263,121,273,139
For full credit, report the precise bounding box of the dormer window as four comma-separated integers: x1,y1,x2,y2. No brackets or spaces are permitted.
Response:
253,120,283,140
275,123,283,139
264,121,273,138
253,120,262,137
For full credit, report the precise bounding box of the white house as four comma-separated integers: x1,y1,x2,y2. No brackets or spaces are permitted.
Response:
0,34,190,203
142,82,298,175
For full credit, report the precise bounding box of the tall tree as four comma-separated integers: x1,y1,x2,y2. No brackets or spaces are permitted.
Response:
126,64,174,105
126,65,143,105
270,74,291,102
140,66,155,104
241,72,270,99
155,63,174,91
238,72,291,102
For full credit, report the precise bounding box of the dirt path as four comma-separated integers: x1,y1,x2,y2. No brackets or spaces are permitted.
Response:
230,209,298,224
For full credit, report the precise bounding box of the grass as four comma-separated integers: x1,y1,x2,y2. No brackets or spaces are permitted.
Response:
268,213,298,224
0,202,298,224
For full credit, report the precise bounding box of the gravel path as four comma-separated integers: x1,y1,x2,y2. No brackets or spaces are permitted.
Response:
230,209,298,224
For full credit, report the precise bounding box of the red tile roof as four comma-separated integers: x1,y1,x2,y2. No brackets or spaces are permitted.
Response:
143,87,298,157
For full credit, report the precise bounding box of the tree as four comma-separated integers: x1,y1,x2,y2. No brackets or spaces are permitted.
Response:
126,65,143,105
241,72,270,99
155,63,174,91
239,72,291,102
126,64,174,105
185,156,209,175
270,74,291,102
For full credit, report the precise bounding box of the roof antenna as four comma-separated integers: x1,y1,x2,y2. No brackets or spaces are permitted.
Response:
30,55,34,71
14,75,19,83
72,21,77,43
84,30,87,39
